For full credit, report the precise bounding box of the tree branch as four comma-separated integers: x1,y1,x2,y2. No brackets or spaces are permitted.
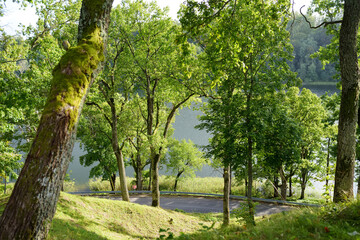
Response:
300,5,342,29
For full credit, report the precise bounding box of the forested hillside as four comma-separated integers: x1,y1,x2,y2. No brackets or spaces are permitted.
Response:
288,14,337,83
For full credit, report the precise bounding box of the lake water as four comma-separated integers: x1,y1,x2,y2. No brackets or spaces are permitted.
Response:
68,84,350,193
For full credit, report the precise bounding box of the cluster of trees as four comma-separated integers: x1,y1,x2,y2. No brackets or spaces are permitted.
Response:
76,0,208,205
0,0,359,238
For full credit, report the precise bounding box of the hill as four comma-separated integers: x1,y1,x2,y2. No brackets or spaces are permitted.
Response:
0,193,212,239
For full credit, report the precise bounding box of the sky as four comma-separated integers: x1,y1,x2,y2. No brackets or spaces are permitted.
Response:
1,0,312,35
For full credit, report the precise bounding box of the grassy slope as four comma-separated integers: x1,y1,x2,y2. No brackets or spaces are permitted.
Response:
1,192,359,240
177,201,360,240
0,193,212,240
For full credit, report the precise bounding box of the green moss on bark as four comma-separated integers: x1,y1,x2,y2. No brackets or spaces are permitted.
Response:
42,28,104,131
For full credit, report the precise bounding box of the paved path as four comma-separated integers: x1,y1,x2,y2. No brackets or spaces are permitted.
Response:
94,195,294,216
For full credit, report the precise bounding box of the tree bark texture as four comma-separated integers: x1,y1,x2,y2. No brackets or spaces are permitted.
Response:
223,165,230,226
334,0,360,203
0,1,113,239
151,151,160,207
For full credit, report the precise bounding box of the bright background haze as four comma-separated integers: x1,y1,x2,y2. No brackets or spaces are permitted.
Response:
2,0,312,35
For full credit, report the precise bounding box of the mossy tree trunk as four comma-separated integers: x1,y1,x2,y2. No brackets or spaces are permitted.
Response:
0,1,113,239
334,0,360,202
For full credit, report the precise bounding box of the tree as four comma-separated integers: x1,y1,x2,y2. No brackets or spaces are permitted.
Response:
77,108,118,191
259,91,302,201
0,142,22,194
286,87,326,199
310,0,360,202
116,0,201,207
1,0,81,154
320,92,339,202
165,139,207,191
184,0,298,225
127,97,151,191
0,0,114,238
334,0,360,202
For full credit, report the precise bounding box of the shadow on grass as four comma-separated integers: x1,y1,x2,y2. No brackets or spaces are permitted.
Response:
106,221,155,239
49,218,109,240
172,224,243,240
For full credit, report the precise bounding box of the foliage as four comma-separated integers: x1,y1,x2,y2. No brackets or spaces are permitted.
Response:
165,139,207,179
78,111,118,182
177,200,360,240
232,202,259,227
288,13,337,82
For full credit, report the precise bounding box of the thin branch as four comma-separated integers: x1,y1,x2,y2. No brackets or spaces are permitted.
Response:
0,58,27,64
85,102,112,126
300,5,342,29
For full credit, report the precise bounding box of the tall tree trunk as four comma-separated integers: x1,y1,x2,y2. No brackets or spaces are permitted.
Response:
148,165,152,191
223,165,231,226
299,169,308,200
3,173,6,194
151,151,161,207
357,166,360,197
136,150,143,191
149,96,194,207
229,166,232,195
110,173,116,191
173,170,184,192
0,1,113,238
110,100,129,201
115,150,129,201
273,175,279,198
325,138,331,202
247,136,255,226
300,183,306,200
245,178,248,197
279,166,287,201
288,176,293,197
334,0,360,203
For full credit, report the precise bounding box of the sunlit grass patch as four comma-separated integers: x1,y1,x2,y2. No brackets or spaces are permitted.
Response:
48,192,214,239
176,200,360,240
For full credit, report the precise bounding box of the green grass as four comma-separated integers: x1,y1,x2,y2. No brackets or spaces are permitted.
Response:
89,176,326,204
0,192,215,239
89,176,260,196
1,191,359,239
176,201,360,240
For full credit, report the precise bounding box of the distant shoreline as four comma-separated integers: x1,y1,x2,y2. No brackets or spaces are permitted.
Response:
302,81,338,86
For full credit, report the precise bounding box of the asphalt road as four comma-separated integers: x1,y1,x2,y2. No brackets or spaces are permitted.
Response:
94,195,294,216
